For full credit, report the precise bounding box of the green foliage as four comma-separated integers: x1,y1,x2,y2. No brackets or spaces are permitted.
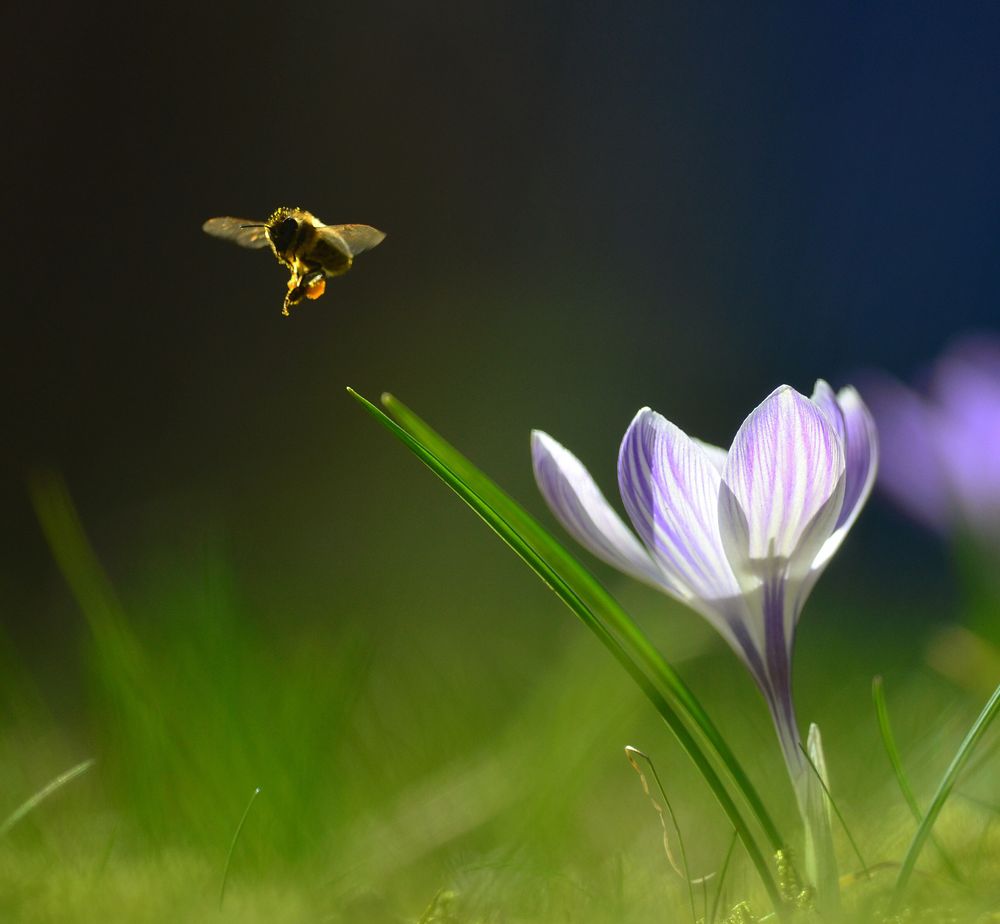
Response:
873,676,962,881
891,682,1000,909
26,471,370,863
0,416,995,922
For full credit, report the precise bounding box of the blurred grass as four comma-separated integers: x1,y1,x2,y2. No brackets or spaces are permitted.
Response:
0,473,995,921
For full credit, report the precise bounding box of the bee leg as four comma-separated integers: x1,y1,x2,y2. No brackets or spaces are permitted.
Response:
282,267,326,315
283,271,305,316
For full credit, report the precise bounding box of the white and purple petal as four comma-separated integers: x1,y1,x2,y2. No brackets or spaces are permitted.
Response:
531,431,665,587
834,386,878,531
618,408,742,606
719,386,846,671
810,385,879,572
810,379,846,443
719,385,846,571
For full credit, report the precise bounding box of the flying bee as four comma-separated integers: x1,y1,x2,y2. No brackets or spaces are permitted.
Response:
203,207,386,315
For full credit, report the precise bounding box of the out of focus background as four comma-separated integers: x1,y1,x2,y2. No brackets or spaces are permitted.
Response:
1,3,999,920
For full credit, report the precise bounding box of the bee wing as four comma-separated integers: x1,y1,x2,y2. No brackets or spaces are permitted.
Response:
317,224,387,258
202,217,272,249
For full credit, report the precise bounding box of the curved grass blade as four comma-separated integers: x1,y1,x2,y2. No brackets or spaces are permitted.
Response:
0,758,95,837
891,682,1000,909
380,392,784,853
872,676,923,820
626,746,698,924
349,388,787,916
872,676,961,881
220,786,262,909
28,472,147,693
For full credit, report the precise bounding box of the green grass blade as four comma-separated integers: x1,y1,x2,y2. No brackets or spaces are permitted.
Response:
872,676,962,882
380,392,784,853
220,786,262,909
349,388,787,916
891,682,1000,908
0,758,95,837
28,471,147,693
709,830,739,924
872,676,923,821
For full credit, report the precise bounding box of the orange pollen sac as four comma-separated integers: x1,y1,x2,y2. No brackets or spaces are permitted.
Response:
305,277,326,300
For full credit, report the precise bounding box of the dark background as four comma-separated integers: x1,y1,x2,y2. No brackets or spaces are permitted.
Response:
3,2,999,650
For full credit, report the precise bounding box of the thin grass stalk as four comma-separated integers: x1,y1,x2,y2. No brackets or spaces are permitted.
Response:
219,786,262,909
625,746,698,924
709,830,739,924
0,758,95,837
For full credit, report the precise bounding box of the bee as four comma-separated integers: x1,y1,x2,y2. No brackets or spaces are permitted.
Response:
203,207,386,315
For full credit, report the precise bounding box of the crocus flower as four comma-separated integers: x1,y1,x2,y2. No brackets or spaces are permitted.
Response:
865,336,1000,543
532,382,877,899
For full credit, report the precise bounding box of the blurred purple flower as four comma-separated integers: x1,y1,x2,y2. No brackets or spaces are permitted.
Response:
532,383,877,896
865,337,1000,541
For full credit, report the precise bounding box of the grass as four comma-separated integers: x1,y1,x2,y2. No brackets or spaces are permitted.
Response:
1,421,997,921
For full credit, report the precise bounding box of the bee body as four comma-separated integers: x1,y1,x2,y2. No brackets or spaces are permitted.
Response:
203,206,385,315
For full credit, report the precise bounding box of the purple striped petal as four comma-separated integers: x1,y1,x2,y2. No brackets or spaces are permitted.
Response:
617,409,741,604
833,386,878,532
719,386,845,587
811,381,877,534
808,383,879,572
810,379,846,443
531,431,664,587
